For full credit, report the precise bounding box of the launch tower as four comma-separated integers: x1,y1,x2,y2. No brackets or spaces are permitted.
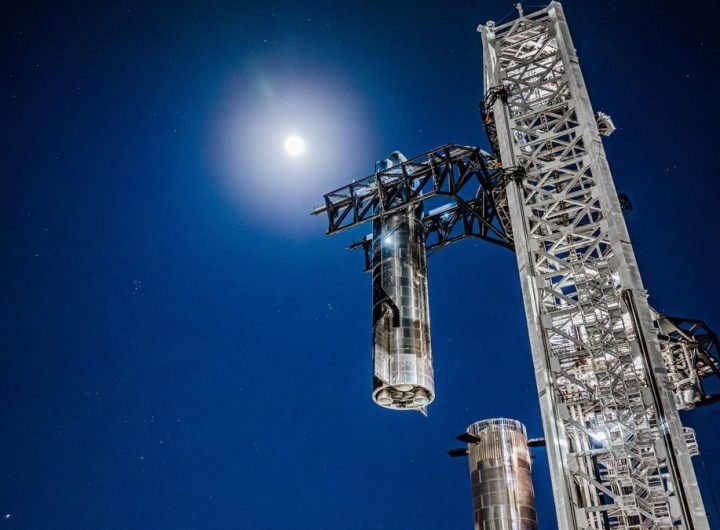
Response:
314,3,719,529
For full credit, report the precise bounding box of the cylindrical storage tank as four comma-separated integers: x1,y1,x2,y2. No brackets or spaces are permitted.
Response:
465,419,537,530
371,206,434,410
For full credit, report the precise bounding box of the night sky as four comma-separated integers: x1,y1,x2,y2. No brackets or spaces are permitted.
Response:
3,1,720,528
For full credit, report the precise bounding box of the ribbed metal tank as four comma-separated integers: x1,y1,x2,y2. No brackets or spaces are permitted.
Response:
371,206,434,410
465,419,537,530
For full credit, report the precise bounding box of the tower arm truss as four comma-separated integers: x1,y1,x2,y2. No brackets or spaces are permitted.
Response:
313,144,516,263
312,144,511,245
349,192,515,271
313,144,485,233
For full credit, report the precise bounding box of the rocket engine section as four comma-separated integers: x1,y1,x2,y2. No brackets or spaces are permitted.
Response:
371,206,434,411
464,419,537,530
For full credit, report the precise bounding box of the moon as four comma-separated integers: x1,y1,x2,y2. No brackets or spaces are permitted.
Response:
284,135,305,157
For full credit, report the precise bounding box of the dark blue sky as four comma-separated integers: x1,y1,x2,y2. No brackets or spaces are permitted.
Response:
2,1,719,528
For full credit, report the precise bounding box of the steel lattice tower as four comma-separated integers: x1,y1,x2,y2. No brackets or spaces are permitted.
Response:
314,3,719,529
480,4,708,529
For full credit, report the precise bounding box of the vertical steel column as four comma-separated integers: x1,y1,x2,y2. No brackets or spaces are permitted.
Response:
479,3,708,529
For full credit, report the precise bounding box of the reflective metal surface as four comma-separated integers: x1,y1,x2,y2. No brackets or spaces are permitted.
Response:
480,3,709,528
465,419,537,530
371,207,434,410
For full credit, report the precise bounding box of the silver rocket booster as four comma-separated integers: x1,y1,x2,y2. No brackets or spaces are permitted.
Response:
462,419,538,530
370,152,434,411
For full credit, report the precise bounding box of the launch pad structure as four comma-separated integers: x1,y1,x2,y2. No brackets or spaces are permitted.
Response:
313,3,720,529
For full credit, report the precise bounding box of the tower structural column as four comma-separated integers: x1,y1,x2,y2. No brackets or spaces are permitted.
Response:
479,3,708,528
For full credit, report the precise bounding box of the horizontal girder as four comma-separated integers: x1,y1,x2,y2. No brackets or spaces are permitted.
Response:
313,143,516,253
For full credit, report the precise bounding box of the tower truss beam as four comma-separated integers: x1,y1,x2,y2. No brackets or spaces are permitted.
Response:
312,144,511,248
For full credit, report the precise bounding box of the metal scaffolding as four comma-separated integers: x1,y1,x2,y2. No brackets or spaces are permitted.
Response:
314,2,718,529
479,3,708,528
313,144,513,263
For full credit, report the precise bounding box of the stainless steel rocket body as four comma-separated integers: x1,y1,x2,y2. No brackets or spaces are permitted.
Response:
465,419,538,530
371,207,434,410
